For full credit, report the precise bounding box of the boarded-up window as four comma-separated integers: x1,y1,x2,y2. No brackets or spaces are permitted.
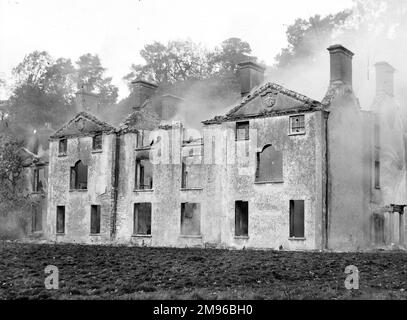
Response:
134,203,152,235
290,200,304,238
92,134,102,150
135,159,153,190
236,121,249,140
235,201,248,236
289,115,305,134
56,206,65,234
32,204,42,232
90,205,101,234
374,161,380,189
181,203,201,236
70,160,88,190
59,138,67,154
255,145,283,182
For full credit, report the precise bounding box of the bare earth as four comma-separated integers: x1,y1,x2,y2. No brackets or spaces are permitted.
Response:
0,242,406,300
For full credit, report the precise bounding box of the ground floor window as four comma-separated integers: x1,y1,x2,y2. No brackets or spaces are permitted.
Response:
235,201,248,237
289,200,304,238
181,203,201,236
56,206,65,234
134,203,152,235
32,204,42,232
90,205,101,234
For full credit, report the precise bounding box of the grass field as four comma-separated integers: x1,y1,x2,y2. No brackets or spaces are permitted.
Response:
0,242,406,300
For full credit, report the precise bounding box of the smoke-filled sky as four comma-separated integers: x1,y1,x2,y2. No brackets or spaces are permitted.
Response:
0,0,353,99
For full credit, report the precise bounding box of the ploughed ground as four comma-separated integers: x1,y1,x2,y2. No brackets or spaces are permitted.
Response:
0,242,406,300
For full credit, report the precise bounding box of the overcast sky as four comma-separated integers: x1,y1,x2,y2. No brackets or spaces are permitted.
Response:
0,0,353,99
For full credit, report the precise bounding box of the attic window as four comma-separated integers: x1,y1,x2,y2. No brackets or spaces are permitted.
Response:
92,134,102,151
289,115,305,135
59,138,67,155
236,121,249,140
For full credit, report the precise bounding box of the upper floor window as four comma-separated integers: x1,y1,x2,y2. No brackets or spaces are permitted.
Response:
135,159,153,190
236,121,249,141
70,160,88,190
59,138,67,155
33,167,46,192
289,115,305,135
255,145,283,183
92,134,102,151
136,130,154,149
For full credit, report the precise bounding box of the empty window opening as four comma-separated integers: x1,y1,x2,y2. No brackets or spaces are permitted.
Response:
235,201,248,237
290,200,304,238
92,134,102,150
136,130,153,148
59,138,67,154
375,161,380,189
70,160,88,190
181,148,203,189
56,206,65,234
135,159,153,190
33,167,46,192
236,121,249,140
32,204,42,232
255,145,283,182
134,203,152,235
90,205,101,234
181,203,201,236
289,115,305,134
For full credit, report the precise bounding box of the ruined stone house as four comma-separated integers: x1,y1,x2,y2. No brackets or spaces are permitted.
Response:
27,44,407,251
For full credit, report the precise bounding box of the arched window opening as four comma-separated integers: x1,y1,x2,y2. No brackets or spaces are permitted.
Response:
70,160,88,190
255,144,283,183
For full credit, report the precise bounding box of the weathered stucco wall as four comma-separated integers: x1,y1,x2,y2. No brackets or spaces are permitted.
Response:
46,133,116,243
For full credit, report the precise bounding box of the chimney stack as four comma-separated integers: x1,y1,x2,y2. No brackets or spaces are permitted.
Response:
327,44,354,86
375,62,395,97
132,79,158,110
237,61,265,97
75,83,99,114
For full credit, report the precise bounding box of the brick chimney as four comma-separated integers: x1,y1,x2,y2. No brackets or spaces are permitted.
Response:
132,79,158,110
237,61,265,97
375,62,395,97
75,83,98,114
327,44,354,86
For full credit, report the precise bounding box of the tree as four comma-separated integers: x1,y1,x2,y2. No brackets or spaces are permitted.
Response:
8,51,76,136
274,11,352,68
211,37,253,74
0,135,27,208
123,40,213,86
75,54,119,109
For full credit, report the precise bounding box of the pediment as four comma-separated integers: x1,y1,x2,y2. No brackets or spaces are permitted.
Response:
51,112,116,139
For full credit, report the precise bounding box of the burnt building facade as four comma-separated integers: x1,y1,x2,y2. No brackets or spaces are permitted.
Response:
36,44,406,251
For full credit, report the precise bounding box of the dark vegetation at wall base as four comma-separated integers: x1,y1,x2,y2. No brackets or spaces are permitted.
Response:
0,242,406,300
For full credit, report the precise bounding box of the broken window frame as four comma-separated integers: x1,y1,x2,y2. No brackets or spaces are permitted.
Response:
235,201,249,237
180,202,201,236
134,203,152,235
56,206,65,234
90,205,101,234
289,115,306,135
235,121,250,141
92,133,103,151
255,144,283,183
70,160,88,190
135,159,153,190
59,138,67,155
289,200,305,238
